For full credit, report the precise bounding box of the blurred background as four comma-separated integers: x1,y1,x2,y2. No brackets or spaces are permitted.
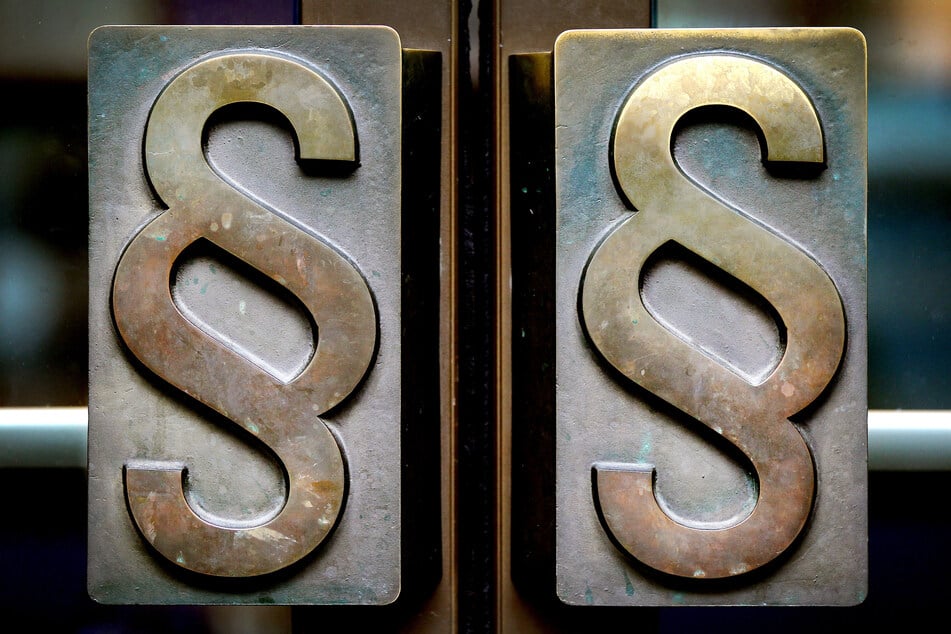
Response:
0,0,948,631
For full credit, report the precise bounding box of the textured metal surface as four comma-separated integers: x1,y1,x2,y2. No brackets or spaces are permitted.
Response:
554,29,867,605
586,54,841,580
88,26,401,603
114,51,370,579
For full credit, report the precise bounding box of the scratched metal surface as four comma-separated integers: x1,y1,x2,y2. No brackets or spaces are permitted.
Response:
88,26,401,604
554,29,867,606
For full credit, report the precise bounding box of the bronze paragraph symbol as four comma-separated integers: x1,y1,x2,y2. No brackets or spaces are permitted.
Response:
581,54,845,579
111,53,377,577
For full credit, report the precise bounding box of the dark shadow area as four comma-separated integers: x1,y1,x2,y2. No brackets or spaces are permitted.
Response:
454,0,499,632
508,51,660,632
397,48,445,607
509,52,556,602
0,79,88,406
2,468,214,632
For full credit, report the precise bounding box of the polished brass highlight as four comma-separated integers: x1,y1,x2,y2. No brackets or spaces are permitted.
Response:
114,53,373,577
584,54,843,579
553,29,868,606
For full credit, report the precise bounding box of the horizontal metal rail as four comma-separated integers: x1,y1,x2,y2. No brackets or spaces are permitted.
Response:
0,408,87,468
866,410,951,471
1,407,949,471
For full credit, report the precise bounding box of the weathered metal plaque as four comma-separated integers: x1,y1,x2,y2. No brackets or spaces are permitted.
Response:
88,26,401,604
554,29,867,605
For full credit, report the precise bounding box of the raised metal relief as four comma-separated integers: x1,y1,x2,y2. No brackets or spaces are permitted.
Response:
114,52,374,578
89,26,402,604
584,54,843,580
554,29,867,605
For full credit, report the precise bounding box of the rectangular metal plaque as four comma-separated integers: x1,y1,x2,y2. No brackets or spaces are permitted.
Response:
554,29,867,606
88,26,402,604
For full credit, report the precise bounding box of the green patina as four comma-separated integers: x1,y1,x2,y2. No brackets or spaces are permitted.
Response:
623,571,635,596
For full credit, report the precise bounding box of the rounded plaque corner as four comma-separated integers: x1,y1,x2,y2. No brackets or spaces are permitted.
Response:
553,29,591,56
837,26,868,51
87,579,118,606
375,24,403,52
335,24,403,59
553,577,587,608
378,581,403,607
852,584,869,607
87,24,118,52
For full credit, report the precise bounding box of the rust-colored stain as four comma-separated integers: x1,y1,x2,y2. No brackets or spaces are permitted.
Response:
309,480,340,496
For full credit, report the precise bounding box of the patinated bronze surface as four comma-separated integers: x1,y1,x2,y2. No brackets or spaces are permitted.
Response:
115,52,372,578
587,54,842,579
88,26,402,603
554,29,867,605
